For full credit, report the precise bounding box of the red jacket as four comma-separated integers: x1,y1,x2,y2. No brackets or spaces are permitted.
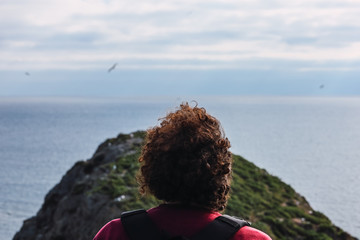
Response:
94,204,272,240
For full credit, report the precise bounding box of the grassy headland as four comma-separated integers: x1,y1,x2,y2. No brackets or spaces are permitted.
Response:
91,131,354,240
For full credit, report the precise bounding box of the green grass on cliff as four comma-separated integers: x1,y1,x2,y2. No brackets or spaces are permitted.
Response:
228,155,348,240
89,134,352,240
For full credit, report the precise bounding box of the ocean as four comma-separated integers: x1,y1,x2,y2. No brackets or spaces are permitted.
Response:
0,96,359,239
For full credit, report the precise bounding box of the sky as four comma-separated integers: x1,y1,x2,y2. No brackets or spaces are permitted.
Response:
0,0,359,96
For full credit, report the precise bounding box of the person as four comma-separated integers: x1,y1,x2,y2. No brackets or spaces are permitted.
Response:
93,102,271,240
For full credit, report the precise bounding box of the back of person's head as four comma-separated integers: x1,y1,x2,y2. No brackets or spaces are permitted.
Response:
138,102,232,211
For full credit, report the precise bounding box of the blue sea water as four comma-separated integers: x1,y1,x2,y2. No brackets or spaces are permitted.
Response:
0,96,359,239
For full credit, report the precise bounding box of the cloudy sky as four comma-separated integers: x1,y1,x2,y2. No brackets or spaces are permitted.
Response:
1,0,359,96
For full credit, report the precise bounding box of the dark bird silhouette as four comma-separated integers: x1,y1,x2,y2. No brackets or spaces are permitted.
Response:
108,63,118,73
25,72,30,76
319,84,324,89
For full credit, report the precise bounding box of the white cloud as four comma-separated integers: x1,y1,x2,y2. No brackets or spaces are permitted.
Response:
0,0,360,70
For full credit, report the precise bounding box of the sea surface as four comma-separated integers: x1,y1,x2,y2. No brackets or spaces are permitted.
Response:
0,96,359,239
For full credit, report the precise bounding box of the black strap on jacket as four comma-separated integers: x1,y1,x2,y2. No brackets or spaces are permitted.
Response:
121,209,250,240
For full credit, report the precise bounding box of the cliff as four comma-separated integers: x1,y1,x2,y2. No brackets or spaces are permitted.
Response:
13,131,357,240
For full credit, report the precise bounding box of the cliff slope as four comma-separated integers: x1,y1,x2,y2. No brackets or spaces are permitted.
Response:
13,131,357,240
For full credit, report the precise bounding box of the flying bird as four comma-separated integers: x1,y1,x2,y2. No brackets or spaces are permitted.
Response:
25,72,30,76
108,63,118,73
319,84,324,89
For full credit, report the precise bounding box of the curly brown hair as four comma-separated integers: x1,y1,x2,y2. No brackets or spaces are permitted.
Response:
138,102,232,212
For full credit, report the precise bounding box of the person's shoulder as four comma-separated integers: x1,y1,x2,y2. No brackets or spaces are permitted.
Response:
233,226,272,240
93,218,128,240
103,218,122,226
